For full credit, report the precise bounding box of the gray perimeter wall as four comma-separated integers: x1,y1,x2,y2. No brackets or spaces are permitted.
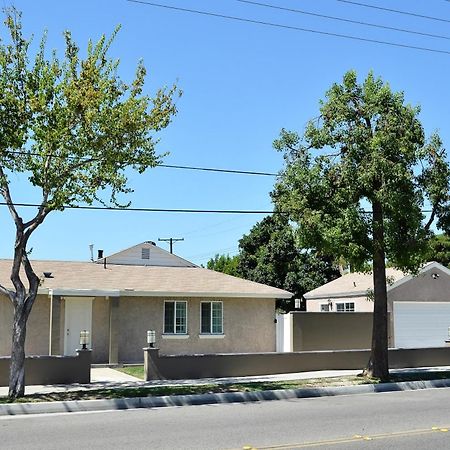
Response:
0,350,91,387
291,312,391,351
145,346,450,380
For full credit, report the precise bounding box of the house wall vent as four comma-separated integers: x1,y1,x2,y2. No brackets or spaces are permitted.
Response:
141,247,150,260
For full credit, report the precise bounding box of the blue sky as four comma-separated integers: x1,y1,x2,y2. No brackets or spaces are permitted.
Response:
1,0,450,265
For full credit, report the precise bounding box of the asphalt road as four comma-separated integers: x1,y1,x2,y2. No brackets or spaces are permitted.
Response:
1,388,450,449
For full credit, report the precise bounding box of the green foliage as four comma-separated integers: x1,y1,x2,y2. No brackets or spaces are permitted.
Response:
238,215,339,311
0,8,180,398
0,8,180,210
426,233,450,268
206,253,240,277
272,71,450,272
272,70,450,378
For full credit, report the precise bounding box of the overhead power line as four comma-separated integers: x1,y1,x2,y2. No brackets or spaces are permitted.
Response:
0,201,435,215
237,0,450,41
3,151,277,177
126,0,450,56
337,0,450,24
0,202,276,214
159,163,276,176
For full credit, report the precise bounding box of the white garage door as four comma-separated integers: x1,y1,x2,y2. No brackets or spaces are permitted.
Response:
394,302,450,348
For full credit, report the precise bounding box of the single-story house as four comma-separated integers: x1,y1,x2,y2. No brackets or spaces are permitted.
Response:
304,262,450,348
0,242,292,363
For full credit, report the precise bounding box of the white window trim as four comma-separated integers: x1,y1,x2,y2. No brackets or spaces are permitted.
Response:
163,300,188,334
200,301,224,335
336,302,355,312
162,334,190,340
198,334,226,339
320,303,330,312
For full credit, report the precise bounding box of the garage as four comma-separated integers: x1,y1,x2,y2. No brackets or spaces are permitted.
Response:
394,302,450,348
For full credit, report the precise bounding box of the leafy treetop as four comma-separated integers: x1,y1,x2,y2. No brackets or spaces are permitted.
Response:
272,70,450,273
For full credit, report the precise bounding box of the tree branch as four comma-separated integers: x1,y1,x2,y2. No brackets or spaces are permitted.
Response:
0,282,13,299
424,204,437,231
0,166,22,228
21,251,39,314
23,206,51,242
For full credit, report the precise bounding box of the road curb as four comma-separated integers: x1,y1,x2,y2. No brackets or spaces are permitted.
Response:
2,378,450,416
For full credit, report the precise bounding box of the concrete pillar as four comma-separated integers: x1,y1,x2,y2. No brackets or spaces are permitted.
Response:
49,295,62,355
108,297,120,364
144,347,162,381
76,349,92,384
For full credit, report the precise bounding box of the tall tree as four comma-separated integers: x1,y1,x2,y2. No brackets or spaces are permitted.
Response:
272,71,450,380
238,215,339,311
206,254,240,276
426,234,450,268
0,9,180,398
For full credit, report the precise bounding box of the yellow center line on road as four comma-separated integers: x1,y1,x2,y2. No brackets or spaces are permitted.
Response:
230,426,450,449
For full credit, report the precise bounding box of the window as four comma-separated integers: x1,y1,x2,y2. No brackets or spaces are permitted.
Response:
336,302,355,312
164,301,187,334
201,301,223,334
320,304,330,312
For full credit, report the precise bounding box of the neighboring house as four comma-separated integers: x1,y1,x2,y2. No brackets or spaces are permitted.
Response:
0,242,292,363
304,268,405,313
304,262,450,348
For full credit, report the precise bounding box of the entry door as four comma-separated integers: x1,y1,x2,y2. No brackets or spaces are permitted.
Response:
64,297,93,355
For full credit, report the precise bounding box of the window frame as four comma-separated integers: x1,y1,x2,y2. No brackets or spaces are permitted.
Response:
200,301,224,335
320,303,330,312
336,302,355,312
163,300,188,334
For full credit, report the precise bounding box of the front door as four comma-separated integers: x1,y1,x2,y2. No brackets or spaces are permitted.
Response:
64,297,93,355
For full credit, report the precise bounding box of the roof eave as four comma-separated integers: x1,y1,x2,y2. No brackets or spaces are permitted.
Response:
305,290,369,300
38,288,291,299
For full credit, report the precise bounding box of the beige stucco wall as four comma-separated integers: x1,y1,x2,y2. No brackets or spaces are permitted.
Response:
307,296,374,312
91,297,110,363
92,296,276,363
2,294,276,363
0,294,50,356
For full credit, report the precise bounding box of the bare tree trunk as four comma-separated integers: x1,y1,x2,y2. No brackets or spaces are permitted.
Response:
365,199,389,381
9,302,30,399
7,226,39,399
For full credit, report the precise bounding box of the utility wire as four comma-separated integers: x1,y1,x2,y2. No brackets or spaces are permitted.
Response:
337,0,450,24
0,201,435,215
237,0,450,41
159,163,276,176
4,150,277,177
126,0,450,56
0,202,276,214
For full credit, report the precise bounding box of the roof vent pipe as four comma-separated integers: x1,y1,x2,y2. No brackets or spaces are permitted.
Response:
98,249,104,259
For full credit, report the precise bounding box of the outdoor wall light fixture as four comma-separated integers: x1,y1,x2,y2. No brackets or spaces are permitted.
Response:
147,330,156,348
432,273,440,280
79,330,90,350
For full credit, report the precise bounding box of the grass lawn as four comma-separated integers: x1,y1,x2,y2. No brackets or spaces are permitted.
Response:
117,365,145,379
1,369,450,404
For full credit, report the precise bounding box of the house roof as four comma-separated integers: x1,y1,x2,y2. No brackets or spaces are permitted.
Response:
387,261,450,293
304,267,405,300
97,241,197,268
0,259,292,299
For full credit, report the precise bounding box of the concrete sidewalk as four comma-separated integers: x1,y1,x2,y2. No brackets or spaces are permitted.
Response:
0,367,362,396
1,366,450,417
2,366,450,397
